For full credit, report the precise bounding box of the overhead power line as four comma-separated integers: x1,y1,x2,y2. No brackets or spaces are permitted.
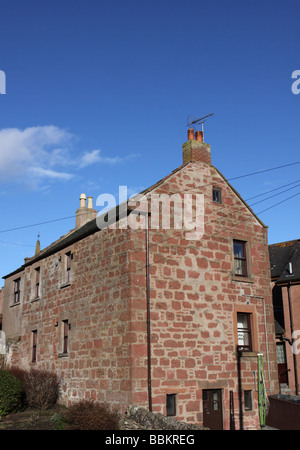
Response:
0,160,300,236
245,178,300,201
228,161,300,181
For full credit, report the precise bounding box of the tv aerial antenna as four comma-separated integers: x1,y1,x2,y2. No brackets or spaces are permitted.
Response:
186,113,214,141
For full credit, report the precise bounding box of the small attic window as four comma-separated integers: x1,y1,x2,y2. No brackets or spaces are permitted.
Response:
213,187,222,204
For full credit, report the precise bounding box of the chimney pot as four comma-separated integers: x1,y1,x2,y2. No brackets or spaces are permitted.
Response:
195,130,203,142
76,193,97,228
80,193,87,208
187,128,195,141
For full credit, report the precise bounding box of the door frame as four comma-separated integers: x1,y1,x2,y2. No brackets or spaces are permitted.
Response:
202,388,223,430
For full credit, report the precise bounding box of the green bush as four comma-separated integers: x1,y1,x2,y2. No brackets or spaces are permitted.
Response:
65,399,120,430
0,370,23,416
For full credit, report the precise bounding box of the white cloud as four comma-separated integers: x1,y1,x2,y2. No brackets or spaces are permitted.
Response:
29,167,74,180
0,125,73,182
78,149,102,168
77,149,138,168
0,125,139,188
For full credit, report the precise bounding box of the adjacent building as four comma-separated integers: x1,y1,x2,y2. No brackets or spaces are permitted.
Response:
2,129,279,429
269,239,300,396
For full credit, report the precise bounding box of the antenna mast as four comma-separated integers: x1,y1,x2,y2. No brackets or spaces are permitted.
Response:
186,113,214,142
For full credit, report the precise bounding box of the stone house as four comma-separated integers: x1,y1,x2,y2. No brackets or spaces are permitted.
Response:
269,239,300,396
1,129,279,429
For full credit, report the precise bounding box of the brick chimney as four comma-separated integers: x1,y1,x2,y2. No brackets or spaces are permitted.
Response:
76,193,97,228
182,128,211,165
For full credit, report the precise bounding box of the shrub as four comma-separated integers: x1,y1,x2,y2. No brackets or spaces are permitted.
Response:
50,411,68,430
7,367,28,405
23,369,59,410
0,370,23,416
65,400,120,430
8,366,28,387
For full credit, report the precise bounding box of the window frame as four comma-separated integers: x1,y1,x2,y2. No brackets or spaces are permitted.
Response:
237,312,253,352
65,252,72,284
13,278,21,304
244,390,253,411
35,267,40,299
212,186,222,204
62,319,69,355
233,239,248,277
32,330,37,363
166,394,177,416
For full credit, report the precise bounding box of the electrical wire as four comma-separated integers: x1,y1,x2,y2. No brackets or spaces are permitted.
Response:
1,173,300,253
245,178,300,201
1,158,300,236
227,161,300,181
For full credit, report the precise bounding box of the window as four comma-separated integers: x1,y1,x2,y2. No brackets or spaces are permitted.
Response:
233,240,248,277
213,187,222,204
65,252,71,284
166,394,176,416
276,343,286,364
237,313,252,351
244,390,252,410
35,267,40,298
13,278,21,304
62,320,69,354
32,330,37,363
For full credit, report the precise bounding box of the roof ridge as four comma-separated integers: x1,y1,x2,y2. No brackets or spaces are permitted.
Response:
269,239,300,247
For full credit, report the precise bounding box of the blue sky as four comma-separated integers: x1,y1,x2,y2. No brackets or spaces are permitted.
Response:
0,0,299,286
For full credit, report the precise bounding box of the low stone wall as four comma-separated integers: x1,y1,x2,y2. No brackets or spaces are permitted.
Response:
124,405,208,430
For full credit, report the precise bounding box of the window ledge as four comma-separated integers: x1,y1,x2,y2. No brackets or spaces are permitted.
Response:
238,351,258,358
232,275,254,283
30,297,40,303
10,302,20,307
60,282,71,289
58,353,69,358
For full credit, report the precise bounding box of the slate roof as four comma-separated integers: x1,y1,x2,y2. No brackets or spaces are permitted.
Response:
269,239,300,285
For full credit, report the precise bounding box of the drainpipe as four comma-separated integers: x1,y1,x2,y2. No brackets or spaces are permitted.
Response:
287,282,299,395
129,207,152,411
237,348,244,430
145,211,152,412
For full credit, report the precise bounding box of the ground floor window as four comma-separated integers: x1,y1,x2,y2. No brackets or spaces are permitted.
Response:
244,390,252,410
32,330,37,363
166,394,176,416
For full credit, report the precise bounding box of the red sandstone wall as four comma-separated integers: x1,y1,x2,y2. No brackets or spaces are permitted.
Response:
3,227,135,409
2,160,279,429
128,162,278,429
